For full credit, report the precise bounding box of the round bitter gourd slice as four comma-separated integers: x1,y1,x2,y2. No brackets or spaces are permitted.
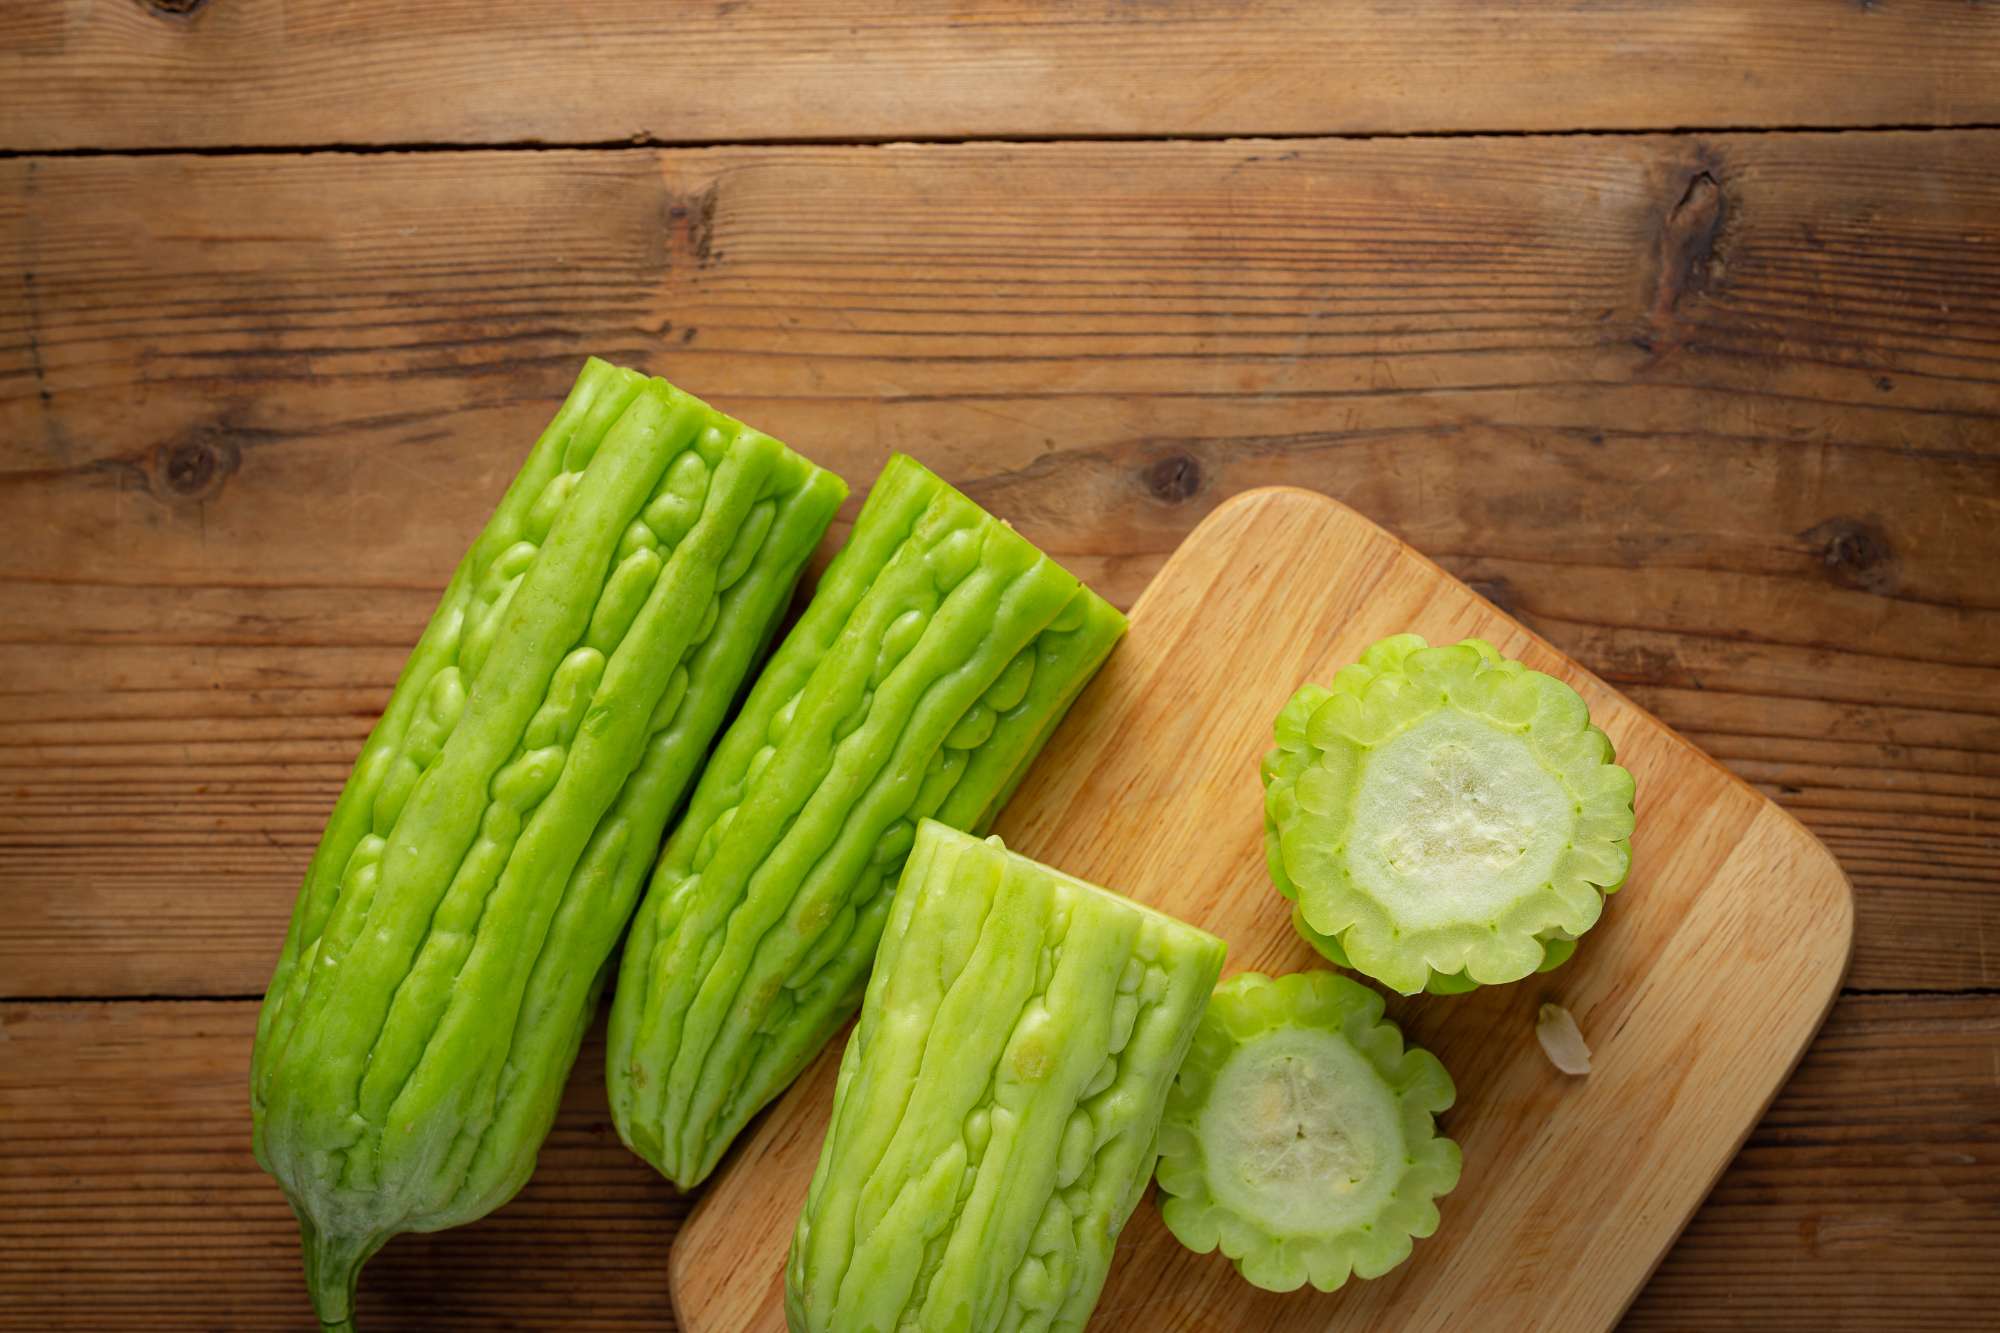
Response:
1154,970,1460,1293
1262,633,1634,995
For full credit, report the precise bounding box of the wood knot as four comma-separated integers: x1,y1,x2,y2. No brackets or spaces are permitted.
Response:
1142,453,1202,504
1465,575,1521,619
666,183,721,267
1800,516,1899,596
1643,165,1727,354
150,433,240,503
137,0,211,18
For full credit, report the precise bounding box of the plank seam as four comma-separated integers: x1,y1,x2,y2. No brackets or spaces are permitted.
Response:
1840,985,2000,999
7,121,2000,159
0,992,265,1004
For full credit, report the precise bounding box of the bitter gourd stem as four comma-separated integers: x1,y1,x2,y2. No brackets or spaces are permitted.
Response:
300,1218,377,1331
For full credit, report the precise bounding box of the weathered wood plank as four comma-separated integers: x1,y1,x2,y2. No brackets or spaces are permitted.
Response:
3,135,1997,997
5,1,2000,149
0,1003,683,1329
0,995,1990,1329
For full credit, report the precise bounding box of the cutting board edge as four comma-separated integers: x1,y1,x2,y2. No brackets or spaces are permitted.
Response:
1599,797,1857,1328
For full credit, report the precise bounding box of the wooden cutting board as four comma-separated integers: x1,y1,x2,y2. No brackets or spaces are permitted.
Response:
669,486,1854,1332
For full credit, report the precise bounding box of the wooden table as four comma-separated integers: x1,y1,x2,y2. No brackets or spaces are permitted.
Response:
3,4,1996,1329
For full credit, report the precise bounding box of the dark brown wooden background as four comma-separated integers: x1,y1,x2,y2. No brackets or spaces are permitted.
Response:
3,3,1997,1329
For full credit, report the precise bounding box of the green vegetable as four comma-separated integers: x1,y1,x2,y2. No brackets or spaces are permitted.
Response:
608,454,1126,1189
249,359,845,1331
788,820,1226,1332
1263,633,1635,994
1154,970,1460,1293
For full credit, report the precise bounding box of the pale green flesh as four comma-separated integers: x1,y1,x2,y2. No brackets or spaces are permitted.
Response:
1202,1028,1404,1238
1152,969,1461,1294
1348,708,1572,932
1266,634,1636,994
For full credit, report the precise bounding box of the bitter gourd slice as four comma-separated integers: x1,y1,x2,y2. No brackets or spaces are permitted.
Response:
1263,634,1635,995
608,454,1127,1188
788,819,1226,1333
1153,970,1460,1293
249,359,845,1331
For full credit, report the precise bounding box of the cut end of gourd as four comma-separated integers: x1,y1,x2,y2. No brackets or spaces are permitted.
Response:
1263,634,1635,994
1154,971,1460,1294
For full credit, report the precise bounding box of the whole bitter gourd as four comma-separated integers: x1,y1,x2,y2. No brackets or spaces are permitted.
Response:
249,358,845,1330
608,454,1127,1188
788,820,1226,1333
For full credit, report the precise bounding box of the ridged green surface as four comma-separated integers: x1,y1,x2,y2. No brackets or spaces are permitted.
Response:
1154,970,1460,1293
249,359,845,1330
1263,634,1636,995
788,821,1226,1333
607,454,1127,1189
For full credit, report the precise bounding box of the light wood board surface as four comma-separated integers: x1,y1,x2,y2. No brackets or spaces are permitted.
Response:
673,486,1855,1331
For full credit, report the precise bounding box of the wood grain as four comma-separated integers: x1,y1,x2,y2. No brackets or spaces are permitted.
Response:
5,1,2000,150
0,1001,686,1329
5,135,1996,999
6,6,1995,1327
4,991,1989,1332
676,486,1855,1332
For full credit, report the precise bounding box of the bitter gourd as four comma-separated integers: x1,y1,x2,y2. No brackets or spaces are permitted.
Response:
249,358,844,1331
1263,634,1635,994
607,454,1127,1189
1153,970,1460,1293
788,820,1226,1333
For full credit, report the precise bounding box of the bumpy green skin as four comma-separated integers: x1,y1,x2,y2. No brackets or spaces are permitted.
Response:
1154,970,1460,1293
1263,634,1636,995
249,359,845,1331
607,454,1127,1189
788,820,1226,1333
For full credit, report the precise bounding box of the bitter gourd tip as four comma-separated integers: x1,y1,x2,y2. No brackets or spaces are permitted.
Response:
1262,633,1635,994
1154,969,1460,1294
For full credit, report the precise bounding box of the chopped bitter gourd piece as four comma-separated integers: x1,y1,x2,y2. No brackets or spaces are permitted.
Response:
249,358,845,1331
607,454,1128,1189
788,820,1227,1333
1154,970,1460,1293
1263,633,1635,994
